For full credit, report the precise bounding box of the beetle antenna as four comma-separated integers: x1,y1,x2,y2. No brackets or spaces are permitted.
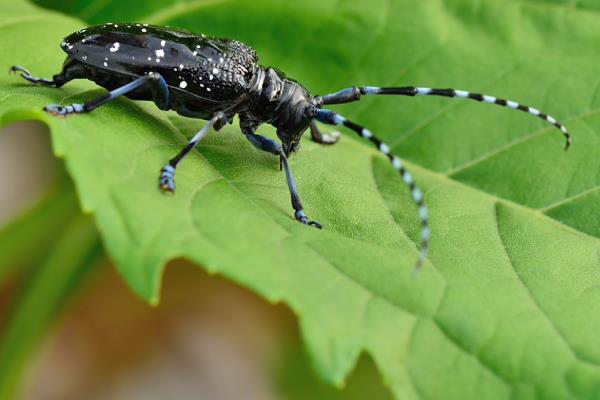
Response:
314,109,429,275
317,86,571,150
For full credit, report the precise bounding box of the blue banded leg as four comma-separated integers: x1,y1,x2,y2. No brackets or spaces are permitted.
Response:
159,112,225,193
315,108,428,274
315,85,571,149
243,131,322,228
310,120,340,145
44,72,170,116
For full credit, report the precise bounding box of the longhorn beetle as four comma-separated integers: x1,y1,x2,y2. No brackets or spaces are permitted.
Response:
10,23,571,273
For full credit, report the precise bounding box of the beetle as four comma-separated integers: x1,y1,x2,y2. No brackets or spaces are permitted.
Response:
10,23,570,273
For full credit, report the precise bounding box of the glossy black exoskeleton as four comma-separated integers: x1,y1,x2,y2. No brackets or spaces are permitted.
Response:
10,23,571,273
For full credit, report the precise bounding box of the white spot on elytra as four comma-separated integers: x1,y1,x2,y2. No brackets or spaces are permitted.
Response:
141,28,147,33
212,67,219,74
155,49,165,58
103,61,108,67
160,40,166,47
109,42,120,52
179,81,188,89
206,87,211,92
143,23,148,26
147,57,152,61
219,57,224,63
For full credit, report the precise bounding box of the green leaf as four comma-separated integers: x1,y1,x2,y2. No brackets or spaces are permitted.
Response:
3,0,600,398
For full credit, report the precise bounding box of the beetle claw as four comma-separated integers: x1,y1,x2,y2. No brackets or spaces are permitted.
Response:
308,220,323,229
9,65,31,76
294,210,322,229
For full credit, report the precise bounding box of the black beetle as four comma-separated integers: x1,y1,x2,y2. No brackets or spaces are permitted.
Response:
10,23,571,272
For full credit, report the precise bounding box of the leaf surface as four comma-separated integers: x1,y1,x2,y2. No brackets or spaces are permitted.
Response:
3,0,600,397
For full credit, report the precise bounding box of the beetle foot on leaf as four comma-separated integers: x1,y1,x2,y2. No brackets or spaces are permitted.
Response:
295,210,322,229
315,130,341,145
9,65,31,77
159,165,176,193
44,103,84,117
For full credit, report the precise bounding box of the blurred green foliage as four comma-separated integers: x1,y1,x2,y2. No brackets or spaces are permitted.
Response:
2,0,600,399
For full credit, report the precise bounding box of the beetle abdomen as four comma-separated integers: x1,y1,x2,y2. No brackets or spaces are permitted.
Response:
61,23,258,102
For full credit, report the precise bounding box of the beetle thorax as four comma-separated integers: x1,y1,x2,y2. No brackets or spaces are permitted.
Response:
248,67,314,150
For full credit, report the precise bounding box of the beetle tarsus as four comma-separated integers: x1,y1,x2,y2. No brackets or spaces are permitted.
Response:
10,65,57,86
295,210,322,229
310,121,340,145
44,103,84,117
159,165,176,193
9,65,32,77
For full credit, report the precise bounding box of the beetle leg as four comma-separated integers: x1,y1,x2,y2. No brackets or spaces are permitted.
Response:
159,112,226,193
242,129,321,229
10,65,57,86
309,120,340,145
43,72,170,117
279,150,322,229
10,58,85,88
10,65,74,88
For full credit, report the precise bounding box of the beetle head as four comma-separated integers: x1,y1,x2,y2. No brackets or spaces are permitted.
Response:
276,99,317,157
248,67,318,157
274,84,319,157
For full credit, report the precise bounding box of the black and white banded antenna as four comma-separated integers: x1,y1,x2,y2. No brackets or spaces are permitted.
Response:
314,109,430,275
318,86,571,149
314,84,571,275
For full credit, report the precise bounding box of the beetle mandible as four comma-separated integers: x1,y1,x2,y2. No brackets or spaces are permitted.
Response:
10,23,571,273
